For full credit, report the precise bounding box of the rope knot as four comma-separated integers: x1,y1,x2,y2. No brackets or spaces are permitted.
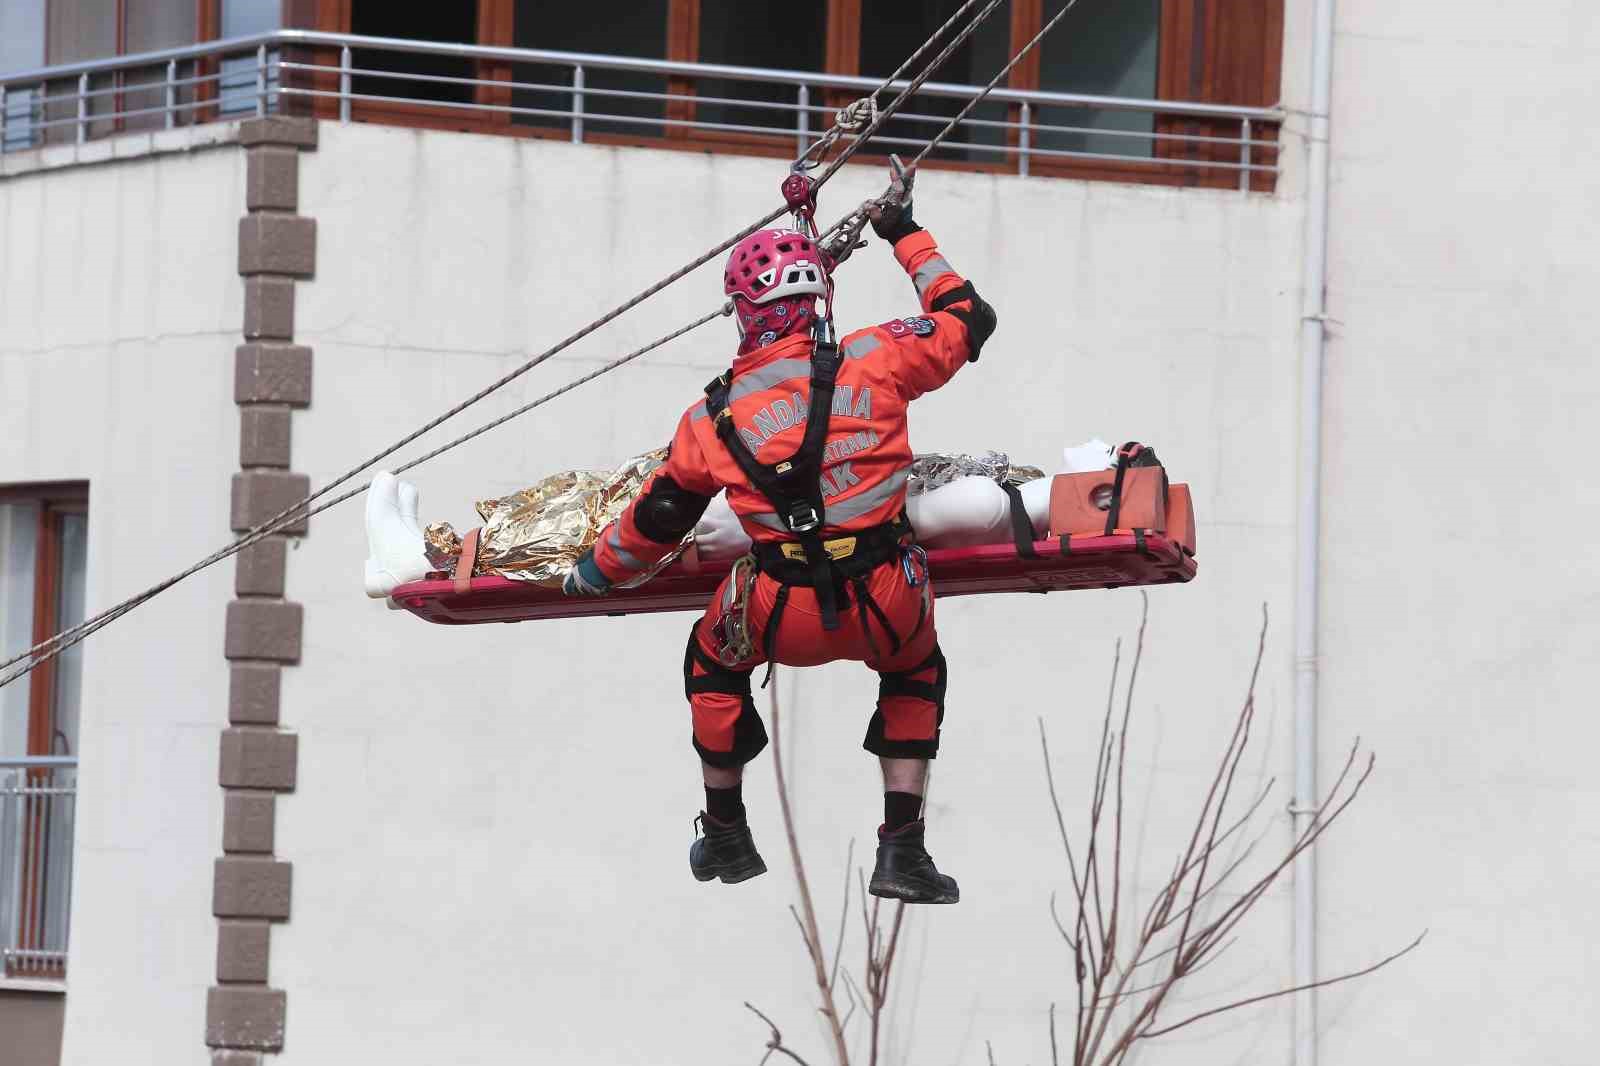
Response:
834,96,879,133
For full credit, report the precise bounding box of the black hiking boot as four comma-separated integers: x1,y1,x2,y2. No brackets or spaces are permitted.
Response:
690,813,768,885
869,820,960,904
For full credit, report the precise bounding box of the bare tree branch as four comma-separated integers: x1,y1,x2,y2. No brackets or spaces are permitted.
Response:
1040,604,1422,1066
769,668,851,1066
1138,932,1427,1040
745,1002,817,1066
829,840,855,995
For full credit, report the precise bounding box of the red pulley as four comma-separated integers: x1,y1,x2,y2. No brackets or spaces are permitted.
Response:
780,171,818,222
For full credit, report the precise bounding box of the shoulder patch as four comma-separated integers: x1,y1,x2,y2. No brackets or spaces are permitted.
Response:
880,316,937,338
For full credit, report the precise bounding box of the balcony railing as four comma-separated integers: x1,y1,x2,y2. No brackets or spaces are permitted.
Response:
0,31,1282,192
1,756,76,980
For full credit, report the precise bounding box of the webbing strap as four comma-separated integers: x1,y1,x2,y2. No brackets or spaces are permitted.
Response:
760,584,792,690
705,340,846,629
998,481,1040,558
453,528,481,594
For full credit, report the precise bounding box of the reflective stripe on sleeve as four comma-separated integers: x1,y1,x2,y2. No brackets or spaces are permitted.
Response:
911,256,954,297
606,527,646,571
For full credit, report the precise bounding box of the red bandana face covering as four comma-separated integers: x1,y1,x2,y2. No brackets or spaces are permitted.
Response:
734,295,817,357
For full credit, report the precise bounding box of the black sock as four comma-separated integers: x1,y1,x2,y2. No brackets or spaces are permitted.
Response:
884,791,923,831
705,784,745,824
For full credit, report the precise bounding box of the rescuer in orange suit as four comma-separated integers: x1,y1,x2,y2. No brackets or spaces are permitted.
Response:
564,171,996,904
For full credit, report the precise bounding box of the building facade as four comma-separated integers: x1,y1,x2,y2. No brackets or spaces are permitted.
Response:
1,2,1596,1065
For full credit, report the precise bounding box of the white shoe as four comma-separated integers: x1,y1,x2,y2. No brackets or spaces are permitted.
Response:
364,471,432,598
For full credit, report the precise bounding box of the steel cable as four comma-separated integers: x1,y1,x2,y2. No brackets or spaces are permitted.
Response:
0,1,1009,688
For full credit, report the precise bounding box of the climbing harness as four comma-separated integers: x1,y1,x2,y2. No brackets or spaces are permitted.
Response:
1,0,1097,691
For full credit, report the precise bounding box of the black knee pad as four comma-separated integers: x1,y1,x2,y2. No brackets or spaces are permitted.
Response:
684,625,769,767
863,644,947,760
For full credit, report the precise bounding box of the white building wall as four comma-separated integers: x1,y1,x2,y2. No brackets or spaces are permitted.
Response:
0,145,245,1065
1315,5,1600,1065
276,122,1305,1065
10,3,1596,1060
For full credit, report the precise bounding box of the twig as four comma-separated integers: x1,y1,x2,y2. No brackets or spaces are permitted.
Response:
769,667,851,1066
829,840,855,994
1138,932,1427,1039
745,1002,817,1066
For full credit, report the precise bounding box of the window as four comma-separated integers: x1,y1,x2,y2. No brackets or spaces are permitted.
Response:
695,0,826,137
858,1,1013,164
0,0,47,150
509,1,671,137
1033,0,1162,159
287,0,1281,189
218,0,284,116
0,484,86,980
39,0,196,140
349,2,479,107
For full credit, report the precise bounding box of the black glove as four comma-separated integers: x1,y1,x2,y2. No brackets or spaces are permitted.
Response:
866,162,921,244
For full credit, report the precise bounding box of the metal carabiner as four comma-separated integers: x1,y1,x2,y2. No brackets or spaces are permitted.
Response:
901,543,928,588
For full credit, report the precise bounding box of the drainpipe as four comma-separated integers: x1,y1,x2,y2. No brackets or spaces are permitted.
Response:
1294,2,1337,1066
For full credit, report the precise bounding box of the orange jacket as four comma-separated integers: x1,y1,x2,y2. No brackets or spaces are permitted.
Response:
593,229,979,584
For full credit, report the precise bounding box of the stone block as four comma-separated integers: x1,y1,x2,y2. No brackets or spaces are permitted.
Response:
223,792,277,853
216,921,271,983
213,857,292,920
239,406,292,468
235,344,311,406
238,214,316,277
242,278,295,341
224,600,303,663
205,985,286,1050
230,470,310,535
234,537,287,598
220,729,298,791
246,146,298,211
229,663,281,726
238,115,318,149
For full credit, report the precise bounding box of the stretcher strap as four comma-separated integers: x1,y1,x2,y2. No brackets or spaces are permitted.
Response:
998,481,1040,558
453,528,481,594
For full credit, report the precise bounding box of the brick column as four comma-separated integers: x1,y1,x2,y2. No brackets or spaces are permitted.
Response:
208,116,317,1063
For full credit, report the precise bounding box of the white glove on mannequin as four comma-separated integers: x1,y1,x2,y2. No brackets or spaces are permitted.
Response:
693,492,756,562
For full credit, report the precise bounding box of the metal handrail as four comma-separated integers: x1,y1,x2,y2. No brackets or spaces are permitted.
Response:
0,757,77,769
1,30,1281,192
0,29,1283,123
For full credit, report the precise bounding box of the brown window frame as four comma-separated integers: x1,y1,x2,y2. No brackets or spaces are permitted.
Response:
1,481,86,983
0,481,89,761
284,0,1280,190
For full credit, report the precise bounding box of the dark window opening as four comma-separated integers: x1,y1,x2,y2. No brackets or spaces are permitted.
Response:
510,1,669,137
350,2,480,108
1034,0,1161,160
859,1,1012,165
697,0,825,136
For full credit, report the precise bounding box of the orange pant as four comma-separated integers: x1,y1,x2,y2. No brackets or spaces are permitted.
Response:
684,553,946,767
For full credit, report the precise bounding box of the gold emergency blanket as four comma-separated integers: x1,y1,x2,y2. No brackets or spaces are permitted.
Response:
907,450,1045,494
422,449,1041,586
422,449,687,589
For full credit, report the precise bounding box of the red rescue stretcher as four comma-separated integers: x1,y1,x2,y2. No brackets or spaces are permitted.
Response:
391,532,1197,626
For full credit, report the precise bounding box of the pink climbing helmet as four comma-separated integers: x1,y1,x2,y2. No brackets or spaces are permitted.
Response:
723,228,830,306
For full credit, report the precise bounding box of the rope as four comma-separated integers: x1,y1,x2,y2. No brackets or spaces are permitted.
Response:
792,0,988,172
0,305,734,691
0,4,1017,690
819,0,1088,255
